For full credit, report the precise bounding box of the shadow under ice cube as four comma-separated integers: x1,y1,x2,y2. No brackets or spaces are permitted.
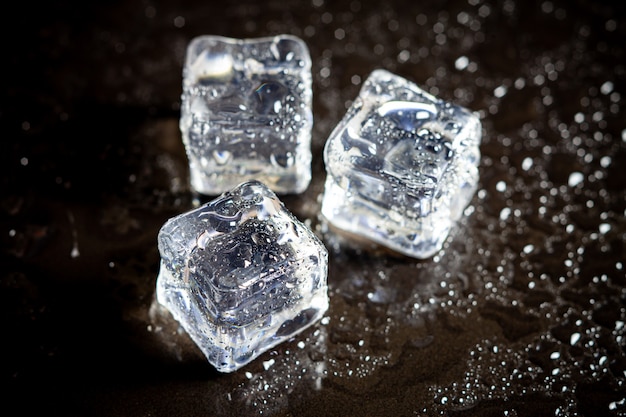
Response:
156,181,328,373
322,69,482,259
180,34,313,195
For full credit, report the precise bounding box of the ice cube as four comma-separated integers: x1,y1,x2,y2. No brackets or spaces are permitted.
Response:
155,180,328,373
180,35,313,195
322,69,481,259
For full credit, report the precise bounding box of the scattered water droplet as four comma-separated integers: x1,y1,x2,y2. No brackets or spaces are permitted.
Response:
568,172,584,187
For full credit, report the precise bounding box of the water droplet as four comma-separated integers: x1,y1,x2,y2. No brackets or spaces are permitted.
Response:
600,156,612,167
455,56,469,71
568,172,584,187
521,157,533,171
262,358,275,370
600,81,614,95
494,85,507,98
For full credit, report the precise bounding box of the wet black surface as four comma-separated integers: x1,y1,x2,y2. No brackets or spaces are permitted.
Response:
2,0,626,416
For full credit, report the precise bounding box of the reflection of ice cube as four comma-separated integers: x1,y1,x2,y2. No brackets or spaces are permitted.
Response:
156,181,328,373
180,35,313,195
322,69,481,259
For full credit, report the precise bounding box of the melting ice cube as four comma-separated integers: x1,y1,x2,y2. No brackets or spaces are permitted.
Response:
180,35,313,195
322,69,481,259
156,181,328,372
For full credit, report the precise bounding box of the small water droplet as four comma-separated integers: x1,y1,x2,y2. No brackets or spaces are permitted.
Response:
568,172,584,187
262,358,275,370
600,81,614,95
455,56,469,71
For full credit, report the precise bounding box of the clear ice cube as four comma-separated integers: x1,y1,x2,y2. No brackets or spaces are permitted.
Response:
155,181,328,373
180,34,313,195
322,69,481,259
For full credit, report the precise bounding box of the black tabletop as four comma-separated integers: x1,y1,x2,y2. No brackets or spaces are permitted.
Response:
3,0,625,416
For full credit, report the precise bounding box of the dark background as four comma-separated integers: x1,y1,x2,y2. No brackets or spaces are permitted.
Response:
2,0,625,416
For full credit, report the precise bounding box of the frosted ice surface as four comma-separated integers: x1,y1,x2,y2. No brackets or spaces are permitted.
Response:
322,69,481,259
156,181,328,372
180,35,313,195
